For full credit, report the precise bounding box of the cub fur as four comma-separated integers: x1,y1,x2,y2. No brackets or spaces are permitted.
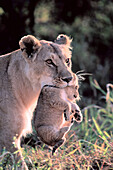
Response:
34,73,83,154
0,34,73,169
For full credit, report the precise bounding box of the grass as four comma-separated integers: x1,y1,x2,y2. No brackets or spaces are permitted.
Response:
0,79,113,169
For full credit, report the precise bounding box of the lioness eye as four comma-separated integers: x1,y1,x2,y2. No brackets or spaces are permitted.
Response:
46,59,56,67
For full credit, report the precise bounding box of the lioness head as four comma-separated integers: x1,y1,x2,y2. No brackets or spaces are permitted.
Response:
19,34,73,89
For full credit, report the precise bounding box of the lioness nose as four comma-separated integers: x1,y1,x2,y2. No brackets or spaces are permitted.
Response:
62,77,72,83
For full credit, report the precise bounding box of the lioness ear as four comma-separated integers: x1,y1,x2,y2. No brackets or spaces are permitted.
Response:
19,35,41,60
55,34,72,47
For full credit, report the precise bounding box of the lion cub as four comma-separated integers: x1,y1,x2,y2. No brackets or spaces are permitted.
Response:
34,74,82,154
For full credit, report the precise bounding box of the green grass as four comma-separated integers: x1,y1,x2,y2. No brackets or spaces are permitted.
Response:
0,79,113,169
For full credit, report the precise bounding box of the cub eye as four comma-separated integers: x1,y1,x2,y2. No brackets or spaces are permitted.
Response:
75,86,78,90
65,58,70,66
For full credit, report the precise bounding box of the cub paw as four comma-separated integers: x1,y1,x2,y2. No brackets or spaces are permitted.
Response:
74,110,83,123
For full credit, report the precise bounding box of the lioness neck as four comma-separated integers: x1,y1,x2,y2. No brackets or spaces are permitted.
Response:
8,50,40,111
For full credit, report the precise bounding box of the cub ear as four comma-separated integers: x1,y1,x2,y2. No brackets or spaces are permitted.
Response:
55,34,72,47
19,35,41,59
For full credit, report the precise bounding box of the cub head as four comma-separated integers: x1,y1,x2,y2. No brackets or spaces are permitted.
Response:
19,34,73,90
66,73,80,101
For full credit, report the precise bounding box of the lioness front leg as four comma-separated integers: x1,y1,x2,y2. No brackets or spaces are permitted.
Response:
0,134,28,170
14,137,28,170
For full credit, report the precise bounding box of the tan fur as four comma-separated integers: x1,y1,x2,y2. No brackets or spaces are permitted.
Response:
0,34,73,169
34,74,83,154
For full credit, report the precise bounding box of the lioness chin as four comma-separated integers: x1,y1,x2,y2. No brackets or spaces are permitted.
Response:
0,34,73,169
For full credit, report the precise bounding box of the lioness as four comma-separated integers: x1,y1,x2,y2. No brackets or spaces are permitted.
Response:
0,34,73,169
34,74,83,155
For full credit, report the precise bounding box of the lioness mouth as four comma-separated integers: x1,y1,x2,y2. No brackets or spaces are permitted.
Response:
43,85,60,88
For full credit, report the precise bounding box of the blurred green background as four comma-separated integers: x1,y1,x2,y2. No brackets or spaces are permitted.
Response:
0,0,113,107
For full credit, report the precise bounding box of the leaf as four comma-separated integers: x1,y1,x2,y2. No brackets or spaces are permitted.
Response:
90,78,106,95
94,79,101,89
66,147,80,156
104,131,111,139
92,117,109,144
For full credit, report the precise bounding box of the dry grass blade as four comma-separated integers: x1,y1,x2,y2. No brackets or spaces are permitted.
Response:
106,83,113,102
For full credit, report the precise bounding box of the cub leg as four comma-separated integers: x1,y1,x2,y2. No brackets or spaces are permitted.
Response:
36,125,63,146
61,115,73,128
57,126,69,139
36,126,70,154
36,126,69,145
52,139,65,155
52,125,74,155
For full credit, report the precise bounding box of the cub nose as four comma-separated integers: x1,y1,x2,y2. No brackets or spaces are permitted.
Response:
62,77,72,83
74,95,77,98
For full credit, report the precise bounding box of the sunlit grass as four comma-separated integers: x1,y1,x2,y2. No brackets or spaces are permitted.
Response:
0,79,113,169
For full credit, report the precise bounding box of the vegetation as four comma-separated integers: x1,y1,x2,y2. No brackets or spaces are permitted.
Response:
0,80,113,169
